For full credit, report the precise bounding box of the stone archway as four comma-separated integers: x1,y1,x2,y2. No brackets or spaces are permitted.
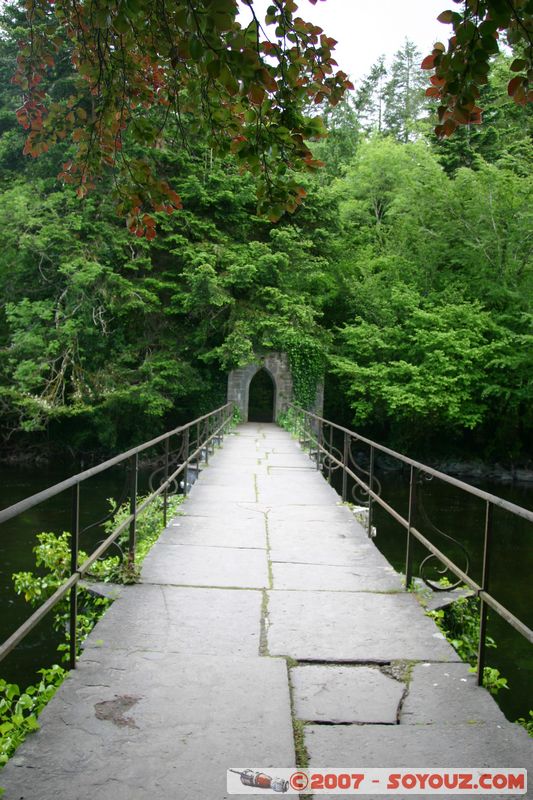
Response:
227,352,293,423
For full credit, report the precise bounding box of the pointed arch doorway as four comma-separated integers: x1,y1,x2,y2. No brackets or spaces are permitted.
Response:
227,351,323,422
247,368,275,422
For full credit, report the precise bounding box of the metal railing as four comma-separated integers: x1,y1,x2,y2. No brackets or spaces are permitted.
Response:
287,403,533,685
0,402,234,670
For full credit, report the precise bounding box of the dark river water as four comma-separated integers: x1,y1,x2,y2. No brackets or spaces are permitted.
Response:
0,461,134,688
0,457,532,725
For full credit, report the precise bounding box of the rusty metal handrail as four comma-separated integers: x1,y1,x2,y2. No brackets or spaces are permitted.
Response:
0,402,234,669
287,403,533,685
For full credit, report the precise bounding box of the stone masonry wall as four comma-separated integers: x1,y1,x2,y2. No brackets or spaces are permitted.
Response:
227,352,323,422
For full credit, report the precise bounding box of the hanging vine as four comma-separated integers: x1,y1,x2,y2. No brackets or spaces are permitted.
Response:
283,334,325,409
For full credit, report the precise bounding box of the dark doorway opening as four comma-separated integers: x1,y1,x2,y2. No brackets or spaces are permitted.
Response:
248,369,275,422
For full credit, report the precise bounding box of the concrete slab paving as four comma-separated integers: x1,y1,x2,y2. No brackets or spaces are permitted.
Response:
184,482,257,504
267,517,364,539
305,724,533,798
189,470,256,487
257,474,340,506
2,652,295,800
266,455,315,468
178,498,265,517
268,590,459,661
401,662,510,725
142,541,269,588
82,584,262,656
268,503,354,523
269,540,370,567
291,665,405,723
162,517,267,549
272,562,403,592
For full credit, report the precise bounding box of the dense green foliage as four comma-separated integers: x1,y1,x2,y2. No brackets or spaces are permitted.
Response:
0,2,531,463
0,665,65,770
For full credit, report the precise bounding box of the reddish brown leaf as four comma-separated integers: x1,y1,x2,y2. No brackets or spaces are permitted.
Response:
437,10,454,23
421,55,436,70
442,118,457,136
248,85,266,105
507,76,523,97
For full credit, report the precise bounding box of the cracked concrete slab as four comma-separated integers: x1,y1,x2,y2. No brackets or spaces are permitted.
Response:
291,665,405,723
269,540,369,567
82,584,262,656
141,541,269,588
268,590,459,662
268,504,355,523
256,474,340,506
305,724,533,799
178,500,265,518
163,530,267,550
185,482,257,504
266,454,315,467
189,471,256,487
267,517,365,539
272,562,402,592
161,514,267,549
401,662,510,725
1,652,294,800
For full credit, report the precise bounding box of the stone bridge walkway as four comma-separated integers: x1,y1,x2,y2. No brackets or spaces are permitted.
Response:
1,424,531,799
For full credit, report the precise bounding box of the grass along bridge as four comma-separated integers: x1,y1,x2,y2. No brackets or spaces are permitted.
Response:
0,412,532,799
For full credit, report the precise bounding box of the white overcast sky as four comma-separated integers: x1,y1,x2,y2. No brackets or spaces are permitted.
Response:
243,0,449,84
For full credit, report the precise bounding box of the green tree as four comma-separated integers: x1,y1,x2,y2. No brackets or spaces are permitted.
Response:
430,54,533,174
383,40,429,142
354,56,387,134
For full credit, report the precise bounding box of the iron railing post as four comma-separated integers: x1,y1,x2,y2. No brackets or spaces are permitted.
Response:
367,445,375,537
477,501,494,686
302,411,308,451
405,465,417,589
328,425,333,484
196,421,200,473
183,428,190,496
69,483,80,670
128,453,138,565
342,431,349,501
205,419,210,465
316,420,322,470
163,438,169,528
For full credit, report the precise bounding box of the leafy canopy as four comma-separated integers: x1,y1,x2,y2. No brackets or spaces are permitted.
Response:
13,0,352,235
422,0,533,135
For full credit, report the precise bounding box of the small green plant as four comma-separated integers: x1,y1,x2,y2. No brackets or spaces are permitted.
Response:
516,710,533,737
0,665,66,769
428,596,496,665
230,405,243,427
480,666,509,696
278,407,304,438
427,596,505,694
13,531,112,661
